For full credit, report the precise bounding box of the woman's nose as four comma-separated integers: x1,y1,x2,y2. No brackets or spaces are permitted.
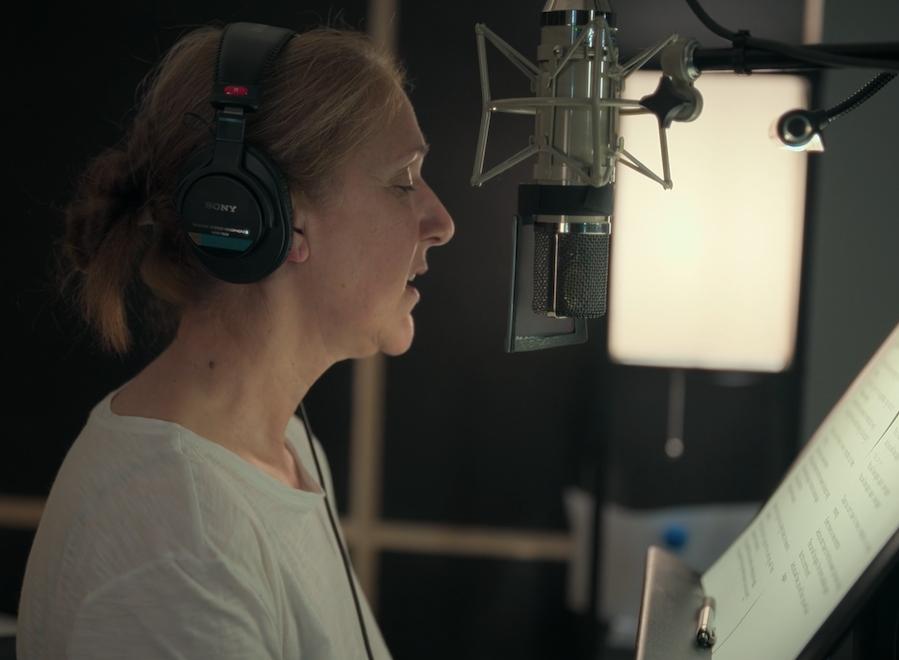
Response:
420,181,455,247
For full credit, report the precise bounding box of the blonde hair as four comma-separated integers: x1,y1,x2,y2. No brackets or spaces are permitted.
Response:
57,25,408,355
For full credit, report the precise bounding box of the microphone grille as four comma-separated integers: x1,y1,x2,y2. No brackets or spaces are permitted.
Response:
533,225,609,318
533,225,553,314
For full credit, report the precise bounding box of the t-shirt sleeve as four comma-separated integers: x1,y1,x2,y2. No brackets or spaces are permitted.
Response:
66,553,281,659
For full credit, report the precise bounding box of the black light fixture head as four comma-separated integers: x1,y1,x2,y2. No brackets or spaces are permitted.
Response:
774,108,826,152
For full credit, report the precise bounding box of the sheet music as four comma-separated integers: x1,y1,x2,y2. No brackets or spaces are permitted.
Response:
701,323,899,660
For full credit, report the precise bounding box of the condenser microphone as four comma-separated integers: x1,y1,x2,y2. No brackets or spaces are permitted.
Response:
472,0,702,351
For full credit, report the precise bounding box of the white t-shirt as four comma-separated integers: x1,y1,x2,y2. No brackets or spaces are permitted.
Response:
17,386,392,660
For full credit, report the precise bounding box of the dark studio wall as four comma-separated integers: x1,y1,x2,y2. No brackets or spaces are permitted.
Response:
801,0,899,439
10,1,896,659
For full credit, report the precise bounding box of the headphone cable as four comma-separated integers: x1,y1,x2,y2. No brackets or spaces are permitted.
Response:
298,402,376,660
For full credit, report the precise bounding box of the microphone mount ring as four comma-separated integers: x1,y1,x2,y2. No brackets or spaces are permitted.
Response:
660,36,701,85
471,19,691,191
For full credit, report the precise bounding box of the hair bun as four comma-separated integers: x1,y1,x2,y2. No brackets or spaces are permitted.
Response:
65,147,150,271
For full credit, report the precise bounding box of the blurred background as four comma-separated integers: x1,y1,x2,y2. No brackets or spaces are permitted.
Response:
3,1,898,659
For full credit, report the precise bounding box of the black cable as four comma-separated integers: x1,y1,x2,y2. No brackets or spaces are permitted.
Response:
683,0,734,41
684,0,899,71
298,402,376,660
824,72,897,123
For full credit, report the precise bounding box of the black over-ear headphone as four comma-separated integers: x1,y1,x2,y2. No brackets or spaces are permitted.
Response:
175,22,297,284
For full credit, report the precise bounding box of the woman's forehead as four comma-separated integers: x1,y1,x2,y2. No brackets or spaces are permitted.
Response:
362,100,428,170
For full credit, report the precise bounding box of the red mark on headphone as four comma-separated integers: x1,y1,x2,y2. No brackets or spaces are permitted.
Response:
224,85,249,97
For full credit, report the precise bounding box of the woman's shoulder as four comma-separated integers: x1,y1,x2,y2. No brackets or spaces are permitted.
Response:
44,388,325,572
45,389,275,565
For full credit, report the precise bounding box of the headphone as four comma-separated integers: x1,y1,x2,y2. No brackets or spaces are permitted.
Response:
175,22,297,284
176,23,377,660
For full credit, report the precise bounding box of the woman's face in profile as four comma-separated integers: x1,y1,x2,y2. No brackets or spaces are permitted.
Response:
298,95,455,359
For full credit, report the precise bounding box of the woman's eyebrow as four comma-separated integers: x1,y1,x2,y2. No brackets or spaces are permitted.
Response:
389,143,431,169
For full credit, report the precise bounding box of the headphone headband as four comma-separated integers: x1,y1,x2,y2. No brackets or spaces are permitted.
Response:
211,23,296,111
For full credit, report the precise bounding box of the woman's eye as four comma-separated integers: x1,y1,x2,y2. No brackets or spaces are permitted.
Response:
393,184,417,194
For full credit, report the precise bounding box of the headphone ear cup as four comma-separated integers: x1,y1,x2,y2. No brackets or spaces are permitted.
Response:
174,143,293,284
244,144,294,229
176,144,216,194
242,143,293,273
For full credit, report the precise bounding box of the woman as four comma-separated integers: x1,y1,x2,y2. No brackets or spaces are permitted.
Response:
17,21,453,660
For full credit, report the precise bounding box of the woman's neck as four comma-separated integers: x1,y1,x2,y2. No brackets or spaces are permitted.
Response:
112,304,333,479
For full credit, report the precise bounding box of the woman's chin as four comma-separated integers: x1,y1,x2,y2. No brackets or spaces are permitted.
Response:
380,317,415,357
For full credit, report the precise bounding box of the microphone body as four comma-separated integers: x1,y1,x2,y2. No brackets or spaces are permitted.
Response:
471,2,700,349
529,2,619,319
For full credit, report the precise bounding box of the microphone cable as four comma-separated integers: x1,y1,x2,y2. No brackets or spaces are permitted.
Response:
298,402,376,660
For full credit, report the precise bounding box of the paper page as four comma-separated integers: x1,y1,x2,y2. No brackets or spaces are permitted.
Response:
701,322,899,660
